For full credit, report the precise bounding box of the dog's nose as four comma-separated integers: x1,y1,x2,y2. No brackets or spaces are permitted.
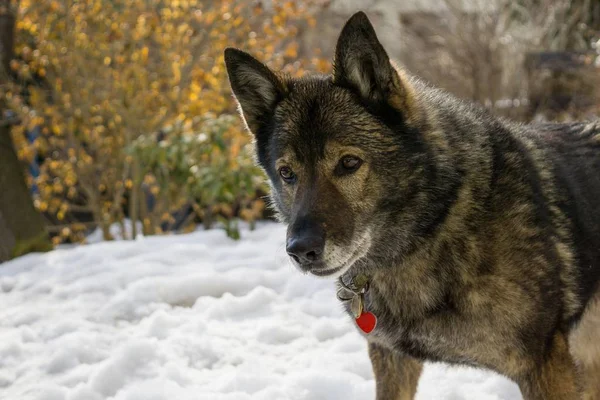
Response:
286,235,325,265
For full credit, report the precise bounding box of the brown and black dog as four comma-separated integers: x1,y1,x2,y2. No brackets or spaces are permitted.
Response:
225,11,600,400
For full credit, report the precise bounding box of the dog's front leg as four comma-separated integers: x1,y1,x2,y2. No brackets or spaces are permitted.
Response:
369,342,422,400
516,333,580,400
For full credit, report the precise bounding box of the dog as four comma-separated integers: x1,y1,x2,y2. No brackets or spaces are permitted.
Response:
224,11,600,400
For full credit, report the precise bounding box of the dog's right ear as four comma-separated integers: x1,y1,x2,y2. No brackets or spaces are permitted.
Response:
224,48,286,135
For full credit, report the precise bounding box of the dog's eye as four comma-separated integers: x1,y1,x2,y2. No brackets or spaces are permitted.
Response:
278,166,296,183
337,155,362,175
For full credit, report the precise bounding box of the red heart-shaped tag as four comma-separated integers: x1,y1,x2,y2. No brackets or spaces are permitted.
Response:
356,311,377,334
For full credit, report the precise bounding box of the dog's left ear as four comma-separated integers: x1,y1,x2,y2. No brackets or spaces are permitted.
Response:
333,12,415,114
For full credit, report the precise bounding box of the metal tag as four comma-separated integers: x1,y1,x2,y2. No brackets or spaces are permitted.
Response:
353,274,369,291
350,294,364,318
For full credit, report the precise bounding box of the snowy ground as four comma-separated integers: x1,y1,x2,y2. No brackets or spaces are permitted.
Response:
0,223,522,400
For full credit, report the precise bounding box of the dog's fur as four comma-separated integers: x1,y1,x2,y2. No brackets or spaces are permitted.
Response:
225,11,600,400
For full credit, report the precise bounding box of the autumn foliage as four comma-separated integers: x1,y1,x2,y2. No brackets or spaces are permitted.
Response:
6,0,326,242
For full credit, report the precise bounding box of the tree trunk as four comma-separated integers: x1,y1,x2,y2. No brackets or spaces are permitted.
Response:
0,1,52,262
140,184,151,236
129,160,140,240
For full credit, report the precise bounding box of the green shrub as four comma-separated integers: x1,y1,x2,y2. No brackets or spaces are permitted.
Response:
128,113,267,239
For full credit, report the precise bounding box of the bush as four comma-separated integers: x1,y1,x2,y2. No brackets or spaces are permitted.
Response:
128,113,267,239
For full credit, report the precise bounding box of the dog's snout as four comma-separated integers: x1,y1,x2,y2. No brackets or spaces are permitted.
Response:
286,235,324,264
286,218,325,267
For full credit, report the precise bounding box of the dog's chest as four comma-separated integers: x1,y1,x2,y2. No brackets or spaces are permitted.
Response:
340,282,471,364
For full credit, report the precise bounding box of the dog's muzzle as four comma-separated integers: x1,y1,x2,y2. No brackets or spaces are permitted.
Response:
286,217,325,272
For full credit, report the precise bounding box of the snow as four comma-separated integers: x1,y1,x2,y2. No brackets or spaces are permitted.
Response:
0,223,522,400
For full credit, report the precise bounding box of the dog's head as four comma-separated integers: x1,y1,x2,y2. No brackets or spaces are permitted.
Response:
225,12,432,278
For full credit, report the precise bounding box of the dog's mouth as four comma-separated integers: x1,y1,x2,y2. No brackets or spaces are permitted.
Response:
291,229,372,279
309,264,345,277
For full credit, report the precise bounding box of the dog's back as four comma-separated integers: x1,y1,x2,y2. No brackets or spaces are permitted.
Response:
533,122,600,308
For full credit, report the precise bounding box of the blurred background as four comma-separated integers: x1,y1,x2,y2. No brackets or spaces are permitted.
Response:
1,0,599,261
